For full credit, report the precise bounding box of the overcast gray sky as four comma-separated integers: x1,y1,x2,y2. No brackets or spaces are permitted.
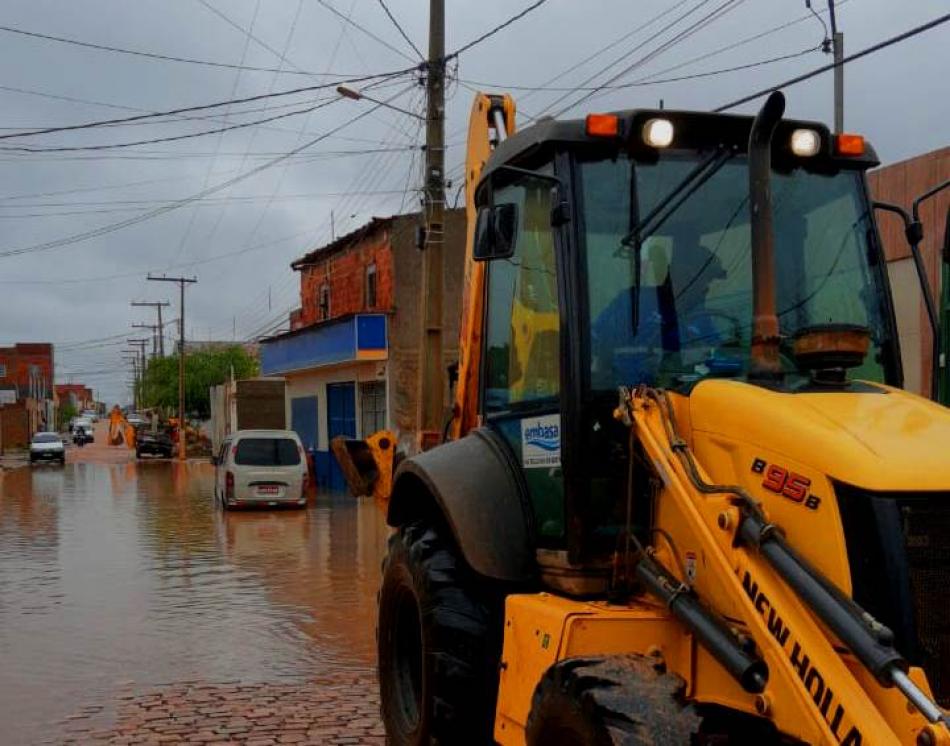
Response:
0,0,946,405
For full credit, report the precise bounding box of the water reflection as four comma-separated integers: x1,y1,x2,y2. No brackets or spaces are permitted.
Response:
0,461,387,743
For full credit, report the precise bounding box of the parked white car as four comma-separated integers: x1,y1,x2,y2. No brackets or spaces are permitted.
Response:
30,432,66,465
213,430,308,510
72,418,94,442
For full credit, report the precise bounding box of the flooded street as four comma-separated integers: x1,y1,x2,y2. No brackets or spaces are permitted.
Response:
0,436,388,744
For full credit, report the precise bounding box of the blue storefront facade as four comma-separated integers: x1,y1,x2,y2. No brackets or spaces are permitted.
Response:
260,313,389,490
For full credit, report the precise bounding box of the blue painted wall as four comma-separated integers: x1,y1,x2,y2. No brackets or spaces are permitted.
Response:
260,314,387,375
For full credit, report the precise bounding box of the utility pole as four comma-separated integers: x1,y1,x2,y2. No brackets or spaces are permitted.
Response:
132,322,159,359
131,301,170,356
148,274,197,460
828,1,843,132
123,352,140,410
127,339,149,410
417,0,446,449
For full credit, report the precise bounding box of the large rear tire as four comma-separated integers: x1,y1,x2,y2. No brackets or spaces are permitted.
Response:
378,521,502,745
526,656,700,746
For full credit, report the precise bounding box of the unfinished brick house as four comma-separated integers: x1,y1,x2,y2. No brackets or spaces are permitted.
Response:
260,210,465,490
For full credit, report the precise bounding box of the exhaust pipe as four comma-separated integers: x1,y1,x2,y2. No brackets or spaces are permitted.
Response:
748,91,785,379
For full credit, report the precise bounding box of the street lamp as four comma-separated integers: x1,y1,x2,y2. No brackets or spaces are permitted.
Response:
336,86,425,121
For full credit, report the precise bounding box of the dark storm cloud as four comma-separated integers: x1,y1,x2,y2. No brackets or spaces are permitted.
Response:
0,0,946,404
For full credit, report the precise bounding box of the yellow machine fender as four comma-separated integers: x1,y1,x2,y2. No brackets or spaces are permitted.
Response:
388,428,536,583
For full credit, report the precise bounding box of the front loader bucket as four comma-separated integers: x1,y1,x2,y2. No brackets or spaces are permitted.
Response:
330,430,396,509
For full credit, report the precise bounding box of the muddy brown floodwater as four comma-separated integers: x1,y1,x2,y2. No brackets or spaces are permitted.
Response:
0,458,389,744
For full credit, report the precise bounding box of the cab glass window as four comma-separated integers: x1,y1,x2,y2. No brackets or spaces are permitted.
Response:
483,172,560,413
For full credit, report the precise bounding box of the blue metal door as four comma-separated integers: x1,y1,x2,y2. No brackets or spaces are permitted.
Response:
326,382,356,492
290,396,318,450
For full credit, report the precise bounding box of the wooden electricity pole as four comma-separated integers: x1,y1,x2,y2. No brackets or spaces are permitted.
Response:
148,274,197,460
132,322,159,359
127,339,149,410
131,300,170,357
417,0,446,449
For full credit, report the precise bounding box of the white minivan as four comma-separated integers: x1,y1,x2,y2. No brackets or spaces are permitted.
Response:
213,429,309,510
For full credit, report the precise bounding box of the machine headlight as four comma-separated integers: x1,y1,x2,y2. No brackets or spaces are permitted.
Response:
790,128,821,157
642,118,674,148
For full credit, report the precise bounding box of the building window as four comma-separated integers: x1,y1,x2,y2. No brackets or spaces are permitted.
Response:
319,284,330,320
0,363,6,378
360,381,386,437
365,263,378,309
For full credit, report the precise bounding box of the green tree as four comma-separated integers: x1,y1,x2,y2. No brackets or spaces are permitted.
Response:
140,346,259,418
58,402,78,430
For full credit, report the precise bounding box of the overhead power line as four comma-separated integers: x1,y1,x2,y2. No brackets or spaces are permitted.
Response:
376,0,425,60
0,85,414,260
460,46,819,92
0,22,355,76
0,69,414,142
313,0,420,64
0,98,340,153
448,0,551,58
715,11,950,111
552,0,745,117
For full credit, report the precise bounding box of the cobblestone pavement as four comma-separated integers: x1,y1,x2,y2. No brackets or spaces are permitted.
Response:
55,673,384,745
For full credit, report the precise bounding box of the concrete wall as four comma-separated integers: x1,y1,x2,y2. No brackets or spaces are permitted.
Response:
283,361,386,448
283,360,387,485
888,258,923,394
388,210,466,451
234,378,286,431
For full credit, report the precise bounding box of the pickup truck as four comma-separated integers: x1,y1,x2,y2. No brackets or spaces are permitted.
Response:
136,428,174,459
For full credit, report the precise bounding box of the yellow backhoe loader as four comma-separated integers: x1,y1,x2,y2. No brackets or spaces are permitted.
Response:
333,89,950,745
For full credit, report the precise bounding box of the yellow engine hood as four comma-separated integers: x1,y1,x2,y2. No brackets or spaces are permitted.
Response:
689,379,950,492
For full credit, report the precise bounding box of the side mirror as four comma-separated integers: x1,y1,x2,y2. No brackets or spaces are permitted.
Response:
473,203,518,261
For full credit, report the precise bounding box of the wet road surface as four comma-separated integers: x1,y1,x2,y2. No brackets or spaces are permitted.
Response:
0,425,389,744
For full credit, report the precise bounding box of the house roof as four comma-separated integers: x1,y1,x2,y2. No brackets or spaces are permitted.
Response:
290,216,397,270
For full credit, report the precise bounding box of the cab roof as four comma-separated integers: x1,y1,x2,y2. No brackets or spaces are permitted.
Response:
479,107,879,189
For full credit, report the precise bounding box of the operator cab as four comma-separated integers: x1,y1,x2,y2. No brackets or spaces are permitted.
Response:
472,106,900,571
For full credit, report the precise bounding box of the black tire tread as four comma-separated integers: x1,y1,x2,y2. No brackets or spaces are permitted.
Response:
379,521,501,745
526,655,701,746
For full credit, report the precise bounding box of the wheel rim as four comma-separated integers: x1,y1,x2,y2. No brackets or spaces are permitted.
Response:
390,584,423,733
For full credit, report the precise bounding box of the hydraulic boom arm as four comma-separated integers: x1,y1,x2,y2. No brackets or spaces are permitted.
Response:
623,387,949,745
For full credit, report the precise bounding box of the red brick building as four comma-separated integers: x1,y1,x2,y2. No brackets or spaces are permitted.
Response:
868,147,950,396
261,210,466,488
289,217,396,331
55,383,94,412
0,343,55,444
0,343,54,400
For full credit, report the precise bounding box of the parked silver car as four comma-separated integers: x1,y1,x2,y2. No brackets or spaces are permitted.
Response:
30,432,65,465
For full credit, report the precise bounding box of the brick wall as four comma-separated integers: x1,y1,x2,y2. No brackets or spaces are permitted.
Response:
0,343,54,398
0,402,30,449
868,147,950,395
55,384,93,410
296,233,394,328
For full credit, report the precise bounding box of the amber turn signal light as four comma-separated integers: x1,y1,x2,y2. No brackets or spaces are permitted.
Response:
586,113,619,137
835,133,865,156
